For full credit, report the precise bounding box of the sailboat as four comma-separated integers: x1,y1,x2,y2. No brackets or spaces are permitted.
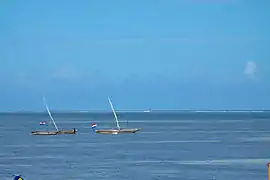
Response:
31,96,77,135
95,97,141,134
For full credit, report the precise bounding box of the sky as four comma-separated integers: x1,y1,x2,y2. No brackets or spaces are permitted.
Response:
0,0,270,111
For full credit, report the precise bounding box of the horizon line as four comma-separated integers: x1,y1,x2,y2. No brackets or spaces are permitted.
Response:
0,109,269,113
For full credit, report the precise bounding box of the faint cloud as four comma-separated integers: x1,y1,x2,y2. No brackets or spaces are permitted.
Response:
52,65,77,80
244,61,257,79
16,72,38,88
18,72,30,84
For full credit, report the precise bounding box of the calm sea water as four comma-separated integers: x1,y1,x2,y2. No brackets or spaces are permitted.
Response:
1,111,270,180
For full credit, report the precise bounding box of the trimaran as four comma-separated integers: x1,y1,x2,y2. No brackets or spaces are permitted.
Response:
31,96,77,135
95,97,141,134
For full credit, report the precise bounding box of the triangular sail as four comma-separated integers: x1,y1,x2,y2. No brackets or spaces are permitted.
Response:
108,97,120,130
42,96,59,131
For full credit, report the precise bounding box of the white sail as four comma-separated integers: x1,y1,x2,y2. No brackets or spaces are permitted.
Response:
43,96,59,131
108,97,120,130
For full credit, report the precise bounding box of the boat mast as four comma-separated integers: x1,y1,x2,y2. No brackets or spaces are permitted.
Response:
108,97,120,130
43,96,59,131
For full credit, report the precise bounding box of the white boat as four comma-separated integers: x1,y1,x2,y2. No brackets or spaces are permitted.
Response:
95,97,141,134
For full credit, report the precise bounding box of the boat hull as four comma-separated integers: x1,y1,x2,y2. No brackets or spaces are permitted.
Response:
31,129,76,135
31,131,58,135
58,129,76,134
95,128,141,134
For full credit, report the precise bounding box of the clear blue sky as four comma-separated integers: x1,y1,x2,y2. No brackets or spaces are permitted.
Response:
1,0,270,111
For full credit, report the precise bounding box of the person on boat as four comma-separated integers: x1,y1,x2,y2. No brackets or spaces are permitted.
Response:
73,128,76,134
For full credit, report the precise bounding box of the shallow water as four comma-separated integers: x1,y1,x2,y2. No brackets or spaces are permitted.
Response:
0,111,270,180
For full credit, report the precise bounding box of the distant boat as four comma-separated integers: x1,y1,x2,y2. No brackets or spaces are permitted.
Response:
95,97,141,134
31,96,77,135
143,109,151,113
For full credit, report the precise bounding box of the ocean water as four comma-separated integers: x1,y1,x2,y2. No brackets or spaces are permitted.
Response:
0,111,270,180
